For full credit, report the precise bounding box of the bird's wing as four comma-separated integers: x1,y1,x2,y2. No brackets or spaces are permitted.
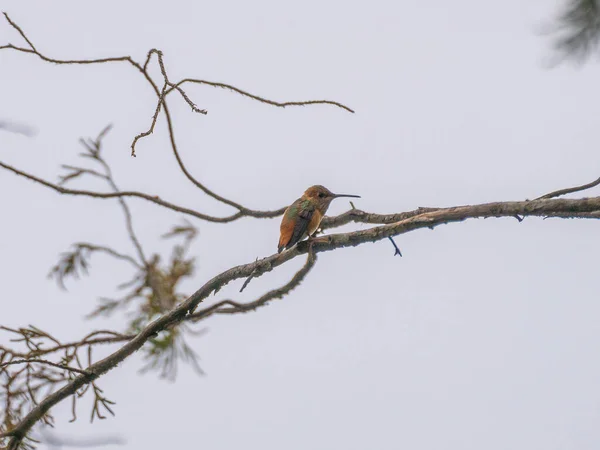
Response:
278,199,315,252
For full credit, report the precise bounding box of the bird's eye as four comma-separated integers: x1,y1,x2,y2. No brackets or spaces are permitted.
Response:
318,193,326,198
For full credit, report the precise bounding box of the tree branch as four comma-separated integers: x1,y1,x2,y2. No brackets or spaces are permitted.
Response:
2,12,37,52
536,175,600,199
0,12,350,221
0,328,134,359
94,144,148,266
0,360,89,376
74,244,141,270
4,158,440,229
189,251,317,322
4,194,600,447
319,207,440,230
0,160,253,223
167,78,355,113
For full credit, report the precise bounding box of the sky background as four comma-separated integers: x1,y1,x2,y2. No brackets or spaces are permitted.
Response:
2,0,600,449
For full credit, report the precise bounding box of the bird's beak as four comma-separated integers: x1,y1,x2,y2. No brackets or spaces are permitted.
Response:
332,193,361,199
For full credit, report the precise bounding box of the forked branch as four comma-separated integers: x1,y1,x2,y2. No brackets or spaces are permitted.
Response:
0,12,351,224
4,193,600,448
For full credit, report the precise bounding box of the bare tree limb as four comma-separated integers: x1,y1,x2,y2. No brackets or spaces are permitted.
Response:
4,194,600,447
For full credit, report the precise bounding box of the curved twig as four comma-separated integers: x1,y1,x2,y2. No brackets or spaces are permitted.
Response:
536,175,600,199
76,244,141,269
0,160,251,223
167,78,355,113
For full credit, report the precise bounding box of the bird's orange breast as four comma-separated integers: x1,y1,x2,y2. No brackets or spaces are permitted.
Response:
307,209,323,236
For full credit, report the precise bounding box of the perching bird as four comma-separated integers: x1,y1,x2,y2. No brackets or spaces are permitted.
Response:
278,185,360,253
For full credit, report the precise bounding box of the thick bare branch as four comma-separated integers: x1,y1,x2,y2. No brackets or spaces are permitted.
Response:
4,194,600,447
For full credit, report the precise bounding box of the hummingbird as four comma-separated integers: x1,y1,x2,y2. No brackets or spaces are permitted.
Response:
278,185,360,253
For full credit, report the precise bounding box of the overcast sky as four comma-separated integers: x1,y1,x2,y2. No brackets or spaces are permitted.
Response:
3,0,600,449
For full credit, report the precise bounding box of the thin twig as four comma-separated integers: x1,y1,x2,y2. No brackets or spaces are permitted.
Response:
168,78,355,113
0,360,89,376
536,176,600,199
151,49,206,115
387,237,402,256
239,269,259,293
94,148,148,266
76,244,141,269
59,165,108,185
130,83,167,158
2,12,37,52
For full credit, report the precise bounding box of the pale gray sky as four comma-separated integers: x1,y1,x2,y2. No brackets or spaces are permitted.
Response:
3,0,600,449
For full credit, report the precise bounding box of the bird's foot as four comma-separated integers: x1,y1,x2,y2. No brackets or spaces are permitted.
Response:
297,236,319,254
